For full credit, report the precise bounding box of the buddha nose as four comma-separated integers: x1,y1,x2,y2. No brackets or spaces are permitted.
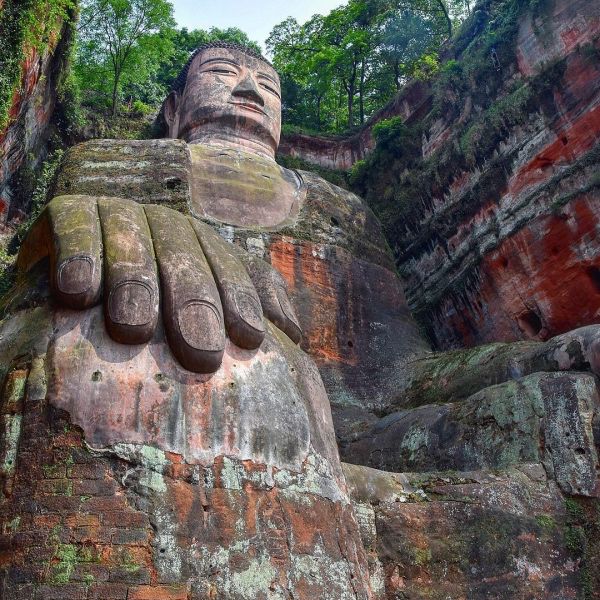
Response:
232,75,264,105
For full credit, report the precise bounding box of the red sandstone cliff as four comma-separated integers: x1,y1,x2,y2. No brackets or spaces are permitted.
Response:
279,0,600,351
0,4,75,225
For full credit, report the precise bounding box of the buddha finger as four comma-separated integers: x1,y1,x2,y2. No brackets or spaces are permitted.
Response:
17,195,103,310
190,219,265,350
242,255,302,345
145,205,225,373
97,198,159,344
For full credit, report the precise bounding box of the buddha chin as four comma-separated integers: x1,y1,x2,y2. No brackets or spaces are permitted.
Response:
179,103,279,154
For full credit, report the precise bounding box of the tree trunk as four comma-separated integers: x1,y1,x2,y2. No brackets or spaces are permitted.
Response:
436,0,453,38
111,68,121,117
359,58,366,124
316,95,322,130
394,59,401,91
345,58,359,128
347,87,354,127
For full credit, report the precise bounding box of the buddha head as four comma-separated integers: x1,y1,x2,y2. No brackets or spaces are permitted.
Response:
161,42,282,159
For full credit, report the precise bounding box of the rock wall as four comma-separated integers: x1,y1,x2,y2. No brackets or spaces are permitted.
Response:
280,0,600,351
278,80,431,172
344,462,598,599
0,1,76,225
0,296,374,599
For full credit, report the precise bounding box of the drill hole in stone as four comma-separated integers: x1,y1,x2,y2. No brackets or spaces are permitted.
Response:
586,266,600,292
165,177,182,190
517,310,543,338
92,370,102,382
347,340,354,348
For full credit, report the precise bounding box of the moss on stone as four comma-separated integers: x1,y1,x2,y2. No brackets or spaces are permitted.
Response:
535,514,557,531
563,497,600,599
50,543,79,584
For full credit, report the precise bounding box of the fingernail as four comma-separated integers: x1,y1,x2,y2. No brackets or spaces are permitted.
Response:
234,289,265,333
108,281,154,326
276,286,300,329
57,256,94,295
178,301,224,351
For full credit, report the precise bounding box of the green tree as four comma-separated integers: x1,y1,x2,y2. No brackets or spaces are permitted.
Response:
76,0,176,115
268,0,454,133
378,5,441,90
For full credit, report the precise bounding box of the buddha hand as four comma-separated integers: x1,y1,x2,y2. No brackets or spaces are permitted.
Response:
17,195,302,373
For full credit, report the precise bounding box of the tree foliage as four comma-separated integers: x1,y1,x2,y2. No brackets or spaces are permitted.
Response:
76,0,176,115
267,0,473,133
75,0,262,121
66,0,474,133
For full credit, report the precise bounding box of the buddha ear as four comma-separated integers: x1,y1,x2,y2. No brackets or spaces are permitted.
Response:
163,91,180,138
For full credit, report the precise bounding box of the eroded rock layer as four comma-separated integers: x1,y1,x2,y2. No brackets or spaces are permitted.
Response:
280,0,600,351
0,2,75,224
344,462,598,599
0,303,373,599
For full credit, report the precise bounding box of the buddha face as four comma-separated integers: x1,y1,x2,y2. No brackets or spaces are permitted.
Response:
164,47,282,159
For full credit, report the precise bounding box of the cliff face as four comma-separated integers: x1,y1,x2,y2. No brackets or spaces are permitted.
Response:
0,0,76,225
279,79,432,172
415,0,600,349
281,0,600,351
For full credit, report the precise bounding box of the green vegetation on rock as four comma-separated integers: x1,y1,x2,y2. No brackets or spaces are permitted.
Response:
0,0,77,132
267,0,472,133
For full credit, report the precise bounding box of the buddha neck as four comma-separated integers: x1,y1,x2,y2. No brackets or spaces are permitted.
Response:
186,132,277,162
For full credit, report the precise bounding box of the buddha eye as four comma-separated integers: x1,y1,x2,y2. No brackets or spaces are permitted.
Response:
260,83,280,99
209,68,236,76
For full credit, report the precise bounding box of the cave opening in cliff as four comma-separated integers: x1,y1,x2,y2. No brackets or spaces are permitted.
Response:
586,265,600,292
517,309,543,338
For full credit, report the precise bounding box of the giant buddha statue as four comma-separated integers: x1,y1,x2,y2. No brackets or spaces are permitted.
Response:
2,41,600,599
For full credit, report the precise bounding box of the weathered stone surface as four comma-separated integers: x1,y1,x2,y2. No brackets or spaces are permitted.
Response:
343,372,600,496
54,139,192,210
51,138,429,414
344,462,593,599
0,305,374,599
374,324,600,414
0,8,75,224
400,0,600,349
189,144,305,229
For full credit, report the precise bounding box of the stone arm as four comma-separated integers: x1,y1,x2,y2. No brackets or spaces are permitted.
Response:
17,195,302,373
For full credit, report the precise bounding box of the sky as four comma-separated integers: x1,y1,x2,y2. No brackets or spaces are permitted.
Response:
171,0,344,52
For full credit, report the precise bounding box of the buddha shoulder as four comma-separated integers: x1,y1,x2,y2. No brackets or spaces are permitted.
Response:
54,139,192,209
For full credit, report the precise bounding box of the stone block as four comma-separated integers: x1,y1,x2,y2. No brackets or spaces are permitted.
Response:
345,372,600,495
